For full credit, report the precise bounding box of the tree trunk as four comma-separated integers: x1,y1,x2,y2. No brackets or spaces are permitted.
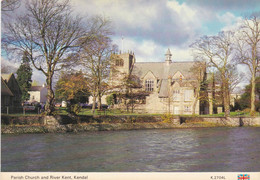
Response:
97,94,102,110
45,76,55,115
130,89,134,113
192,98,198,116
192,88,200,115
250,75,256,116
222,76,230,117
92,96,96,114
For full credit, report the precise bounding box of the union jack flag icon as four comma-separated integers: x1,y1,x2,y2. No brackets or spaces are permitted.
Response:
238,174,250,180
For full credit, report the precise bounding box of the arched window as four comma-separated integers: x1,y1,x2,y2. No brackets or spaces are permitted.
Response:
145,79,154,92
116,59,124,66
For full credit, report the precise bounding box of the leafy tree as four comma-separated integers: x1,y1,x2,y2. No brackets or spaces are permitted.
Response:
106,93,115,106
16,52,32,102
55,71,89,114
238,76,260,111
32,80,40,86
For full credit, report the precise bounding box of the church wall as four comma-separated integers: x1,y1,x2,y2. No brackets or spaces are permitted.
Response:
109,51,203,115
142,92,199,115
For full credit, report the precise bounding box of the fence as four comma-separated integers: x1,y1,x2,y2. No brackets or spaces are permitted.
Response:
1,106,43,115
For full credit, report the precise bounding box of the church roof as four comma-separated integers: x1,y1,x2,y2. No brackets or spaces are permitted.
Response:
132,61,197,97
158,79,169,98
132,61,196,80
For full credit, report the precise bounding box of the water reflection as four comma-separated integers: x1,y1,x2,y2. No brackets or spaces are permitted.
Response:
2,127,260,172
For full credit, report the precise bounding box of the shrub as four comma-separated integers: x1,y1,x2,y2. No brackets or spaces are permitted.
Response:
72,104,82,115
161,113,173,123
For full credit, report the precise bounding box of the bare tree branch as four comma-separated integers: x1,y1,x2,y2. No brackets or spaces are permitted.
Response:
2,0,89,115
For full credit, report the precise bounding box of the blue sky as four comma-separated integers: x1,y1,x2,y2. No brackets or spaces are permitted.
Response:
69,0,260,62
2,0,260,87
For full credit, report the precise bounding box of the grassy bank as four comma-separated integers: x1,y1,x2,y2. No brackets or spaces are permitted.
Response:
2,107,259,117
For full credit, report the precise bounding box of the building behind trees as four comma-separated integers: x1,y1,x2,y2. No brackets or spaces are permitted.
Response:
109,49,207,115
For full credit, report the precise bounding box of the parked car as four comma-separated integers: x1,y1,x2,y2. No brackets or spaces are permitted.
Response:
55,103,62,107
102,104,108,109
86,104,95,109
23,105,35,111
79,103,88,108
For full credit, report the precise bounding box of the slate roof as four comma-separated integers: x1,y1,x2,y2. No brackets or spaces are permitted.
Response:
132,61,196,79
158,79,169,98
30,86,45,91
132,61,197,97
1,77,14,96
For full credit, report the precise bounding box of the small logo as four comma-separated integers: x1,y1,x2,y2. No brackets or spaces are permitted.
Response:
238,174,250,180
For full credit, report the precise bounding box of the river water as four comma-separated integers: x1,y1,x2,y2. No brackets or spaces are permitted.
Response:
1,127,260,172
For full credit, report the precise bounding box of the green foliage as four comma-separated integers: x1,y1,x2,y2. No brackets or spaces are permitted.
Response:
238,76,260,111
16,52,32,102
55,71,89,115
55,71,89,103
71,104,82,115
161,113,174,123
106,93,115,105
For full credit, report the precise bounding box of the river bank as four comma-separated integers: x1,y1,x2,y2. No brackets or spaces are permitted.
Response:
1,115,260,134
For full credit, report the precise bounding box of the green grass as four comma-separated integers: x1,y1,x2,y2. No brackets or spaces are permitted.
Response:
200,111,259,117
77,108,161,116
2,107,259,117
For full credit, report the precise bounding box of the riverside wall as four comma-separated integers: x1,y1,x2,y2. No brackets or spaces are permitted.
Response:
1,115,260,134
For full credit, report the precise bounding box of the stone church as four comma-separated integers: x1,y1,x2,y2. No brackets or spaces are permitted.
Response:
109,49,206,115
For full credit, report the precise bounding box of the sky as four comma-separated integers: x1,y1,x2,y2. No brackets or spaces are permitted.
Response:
2,0,260,88
69,0,260,62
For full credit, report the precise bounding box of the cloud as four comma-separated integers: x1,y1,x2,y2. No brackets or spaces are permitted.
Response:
181,0,260,12
1,57,46,85
113,36,193,63
71,0,203,47
217,12,237,26
1,58,19,74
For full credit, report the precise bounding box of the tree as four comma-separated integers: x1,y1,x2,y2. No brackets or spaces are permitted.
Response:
238,76,260,111
55,71,89,114
80,16,116,114
16,51,33,102
117,74,148,113
1,0,20,12
235,14,260,116
2,0,89,115
189,61,207,115
191,31,235,117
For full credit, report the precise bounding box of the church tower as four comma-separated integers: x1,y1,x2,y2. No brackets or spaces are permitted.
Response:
109,51,136,87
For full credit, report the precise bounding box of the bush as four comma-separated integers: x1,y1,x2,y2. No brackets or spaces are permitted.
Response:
161,113,173,123
71,104,82,115
106,93,115,106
